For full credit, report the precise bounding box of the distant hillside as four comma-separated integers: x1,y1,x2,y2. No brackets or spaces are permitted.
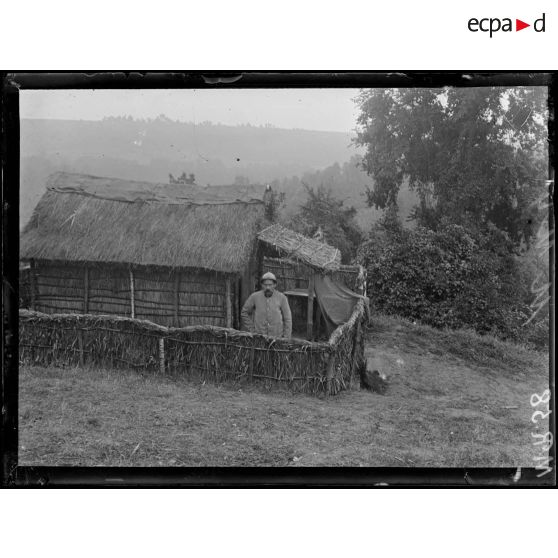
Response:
20,117,359,227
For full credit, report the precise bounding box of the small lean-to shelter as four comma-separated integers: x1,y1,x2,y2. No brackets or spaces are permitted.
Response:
20,172,269,327
258,223,366,340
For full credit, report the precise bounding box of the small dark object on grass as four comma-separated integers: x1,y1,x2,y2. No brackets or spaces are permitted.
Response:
360,367,388,394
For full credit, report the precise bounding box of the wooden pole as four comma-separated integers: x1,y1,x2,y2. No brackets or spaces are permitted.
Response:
326,352,336,396
129,268,135,318
349,318,362,388
29,259,36,311
83,266,89,313
235,278,241,329
249,345,255,381
315,301,322,340
306,273,315,340
159,337,165,374
225,276,232,328
174,271,180,327
78,329,85,366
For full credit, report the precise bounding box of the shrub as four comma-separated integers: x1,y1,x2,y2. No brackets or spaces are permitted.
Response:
358,216,535,342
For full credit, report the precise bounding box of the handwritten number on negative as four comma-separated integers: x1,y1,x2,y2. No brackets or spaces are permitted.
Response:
532,408,552,424
530,389,550,407
531,432,553,451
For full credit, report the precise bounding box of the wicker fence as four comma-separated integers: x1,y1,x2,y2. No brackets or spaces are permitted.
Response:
19,299,367,396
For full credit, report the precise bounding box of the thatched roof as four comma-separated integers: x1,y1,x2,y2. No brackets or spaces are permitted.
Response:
20,173,267,273
257,224,341,271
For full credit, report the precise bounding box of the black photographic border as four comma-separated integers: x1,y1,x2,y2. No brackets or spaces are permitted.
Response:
1,71,555,487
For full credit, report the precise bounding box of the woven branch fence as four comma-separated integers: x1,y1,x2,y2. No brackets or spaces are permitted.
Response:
19,299,367,396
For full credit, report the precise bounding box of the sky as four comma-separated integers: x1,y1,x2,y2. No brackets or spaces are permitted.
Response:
20,89,362,133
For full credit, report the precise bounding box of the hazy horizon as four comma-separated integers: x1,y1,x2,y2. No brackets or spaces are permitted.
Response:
20,89,361,133
20,115,353,135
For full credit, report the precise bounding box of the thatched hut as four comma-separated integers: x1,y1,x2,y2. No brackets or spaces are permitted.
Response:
20,172,270,328
19,182,369,395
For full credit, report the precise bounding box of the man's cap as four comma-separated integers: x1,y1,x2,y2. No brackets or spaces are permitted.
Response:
261,272,277,283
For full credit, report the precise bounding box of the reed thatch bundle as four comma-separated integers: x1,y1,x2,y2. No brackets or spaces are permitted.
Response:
258,224,341,272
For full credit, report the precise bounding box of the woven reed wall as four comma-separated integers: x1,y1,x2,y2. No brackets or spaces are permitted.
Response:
88,265,131,316
19,301,367,396
132,268,228,327
262,257,362,291
28,262,232,328
34,262,84,314
262,257,310,291
175,271,229,327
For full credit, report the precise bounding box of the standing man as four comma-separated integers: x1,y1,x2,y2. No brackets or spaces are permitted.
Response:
241,272,292,338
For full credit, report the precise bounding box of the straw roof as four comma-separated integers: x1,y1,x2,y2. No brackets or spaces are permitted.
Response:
21,173,267,273
257,223,341,271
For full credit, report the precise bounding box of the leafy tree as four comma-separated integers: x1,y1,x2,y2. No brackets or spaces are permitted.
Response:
354,87,548,247
288,183,363,263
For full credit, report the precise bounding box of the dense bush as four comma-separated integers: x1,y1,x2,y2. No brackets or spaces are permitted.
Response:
357,213,543,342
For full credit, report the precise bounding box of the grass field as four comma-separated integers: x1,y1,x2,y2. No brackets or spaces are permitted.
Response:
18,314,550,467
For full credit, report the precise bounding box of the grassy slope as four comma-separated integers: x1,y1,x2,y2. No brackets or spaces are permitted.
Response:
19,314,550,467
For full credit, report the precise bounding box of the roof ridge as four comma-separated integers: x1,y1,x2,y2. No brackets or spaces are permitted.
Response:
45,172,268,206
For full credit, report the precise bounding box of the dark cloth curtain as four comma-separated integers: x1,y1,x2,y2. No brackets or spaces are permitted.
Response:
314,274,370,335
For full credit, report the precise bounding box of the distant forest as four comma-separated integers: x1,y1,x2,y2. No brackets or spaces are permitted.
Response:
19,116,417,229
